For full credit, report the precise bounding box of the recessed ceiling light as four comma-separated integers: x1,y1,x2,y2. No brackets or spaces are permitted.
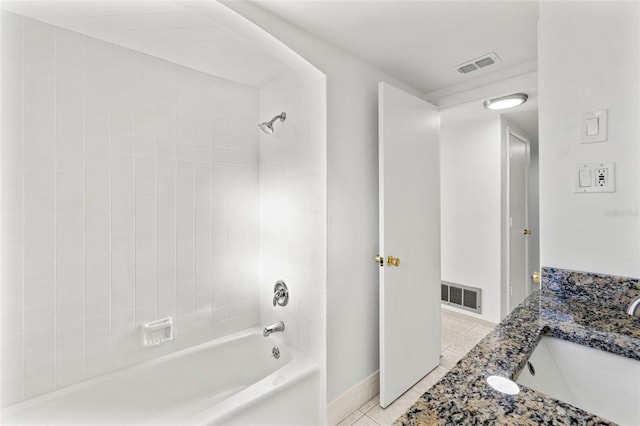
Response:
483,93,528,110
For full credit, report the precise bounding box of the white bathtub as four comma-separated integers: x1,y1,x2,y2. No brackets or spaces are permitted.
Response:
1,328,321,426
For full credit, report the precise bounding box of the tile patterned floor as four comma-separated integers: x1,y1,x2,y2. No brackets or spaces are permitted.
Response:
337,309,496,426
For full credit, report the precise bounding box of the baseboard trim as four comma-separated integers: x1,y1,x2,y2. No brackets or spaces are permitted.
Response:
327,371,380,426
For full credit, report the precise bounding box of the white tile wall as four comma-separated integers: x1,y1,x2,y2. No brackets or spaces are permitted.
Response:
0,12,260,406
258,71,327,366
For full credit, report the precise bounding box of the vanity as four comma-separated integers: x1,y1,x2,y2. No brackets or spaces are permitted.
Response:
395,267,640,425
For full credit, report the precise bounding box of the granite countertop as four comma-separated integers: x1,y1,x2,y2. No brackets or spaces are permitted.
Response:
395,267,640,425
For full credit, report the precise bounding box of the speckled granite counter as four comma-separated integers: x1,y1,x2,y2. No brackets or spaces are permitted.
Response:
395,267,640,425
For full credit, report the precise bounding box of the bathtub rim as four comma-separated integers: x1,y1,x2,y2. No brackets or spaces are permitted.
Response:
1,326,314,421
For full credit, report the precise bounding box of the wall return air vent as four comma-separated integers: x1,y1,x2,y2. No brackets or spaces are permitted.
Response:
455,52,501,74
441,281,482,314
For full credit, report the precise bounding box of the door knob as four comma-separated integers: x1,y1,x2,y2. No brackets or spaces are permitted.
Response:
375,255,384,267
523,229,532,235
387,256,400,267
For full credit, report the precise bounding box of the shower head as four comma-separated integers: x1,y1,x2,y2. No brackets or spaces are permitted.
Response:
258,112,286,135
259,122,274,135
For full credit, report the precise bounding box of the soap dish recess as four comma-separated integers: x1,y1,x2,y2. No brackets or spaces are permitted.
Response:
141,317,173,347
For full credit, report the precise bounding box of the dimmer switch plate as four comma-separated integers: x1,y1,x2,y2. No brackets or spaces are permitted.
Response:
575,162,615,193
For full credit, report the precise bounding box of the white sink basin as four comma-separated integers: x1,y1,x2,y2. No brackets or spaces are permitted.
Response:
517,336,640,426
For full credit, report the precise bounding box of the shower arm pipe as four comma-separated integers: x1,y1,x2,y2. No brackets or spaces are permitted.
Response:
269,111,287,124
266,112,286,127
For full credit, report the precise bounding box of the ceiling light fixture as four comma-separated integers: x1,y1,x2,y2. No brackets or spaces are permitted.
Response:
483,93,528,110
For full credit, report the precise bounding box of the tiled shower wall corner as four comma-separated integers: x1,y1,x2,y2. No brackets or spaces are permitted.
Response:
258,71,327,366
0,12,260,405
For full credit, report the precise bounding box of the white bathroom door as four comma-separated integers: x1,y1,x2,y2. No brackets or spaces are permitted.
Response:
508,130,530,312
378,82,441,408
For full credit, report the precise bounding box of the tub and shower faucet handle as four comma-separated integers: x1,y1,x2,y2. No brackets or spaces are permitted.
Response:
273,280,289,307
263,321,285,337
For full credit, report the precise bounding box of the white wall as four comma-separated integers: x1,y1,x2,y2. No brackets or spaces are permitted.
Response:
0,13,262,405
222,2,421,404
538,1,640,278
440,109,502,322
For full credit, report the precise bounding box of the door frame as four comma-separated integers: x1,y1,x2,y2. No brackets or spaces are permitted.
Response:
501,126,531,318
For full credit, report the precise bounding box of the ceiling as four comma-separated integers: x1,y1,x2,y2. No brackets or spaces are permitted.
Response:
252,0,539,98
2,1,539,97
251,0,539,139
2,0,539,134
0,0,292,87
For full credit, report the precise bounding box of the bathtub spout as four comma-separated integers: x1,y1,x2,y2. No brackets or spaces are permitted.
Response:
263,321,285,337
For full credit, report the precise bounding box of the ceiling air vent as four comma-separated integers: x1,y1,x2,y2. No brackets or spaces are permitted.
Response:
458,63,478,74
455,52,501,74
475,57,495,68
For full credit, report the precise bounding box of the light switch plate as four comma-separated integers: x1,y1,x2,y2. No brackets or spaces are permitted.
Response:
575,162,615,193
580,109,607,143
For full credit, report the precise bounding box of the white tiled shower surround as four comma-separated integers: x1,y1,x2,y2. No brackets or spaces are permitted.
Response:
0,12,268,405
258,71,327,367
